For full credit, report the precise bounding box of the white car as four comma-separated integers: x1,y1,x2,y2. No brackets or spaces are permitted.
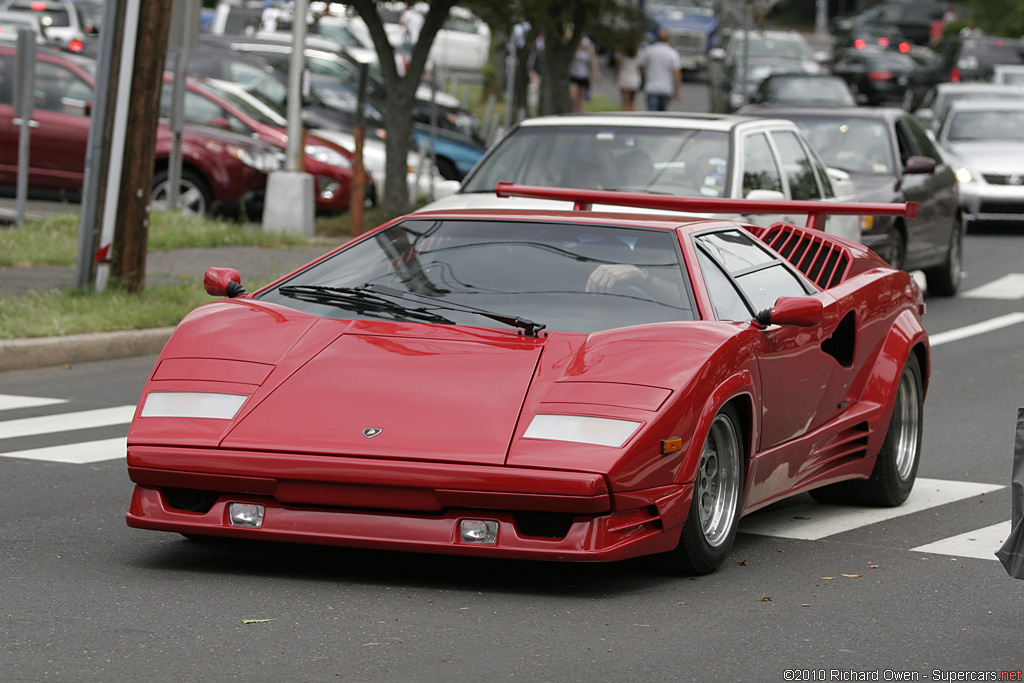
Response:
992,64,1024,85
421,113,861,242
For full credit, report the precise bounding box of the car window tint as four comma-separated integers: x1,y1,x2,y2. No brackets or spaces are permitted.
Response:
34,62,91,115
901,115,940,157
259,219,696,334
226,61,273,87
741,132,782,196
772,130,821,200
695,249,750,321
461,126,731,199
696,229,810,312
0,55,12,105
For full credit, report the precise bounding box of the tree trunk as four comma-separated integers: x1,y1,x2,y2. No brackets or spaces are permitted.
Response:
539,36,574,115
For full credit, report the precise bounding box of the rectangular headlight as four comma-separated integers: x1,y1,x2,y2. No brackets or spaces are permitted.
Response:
140,392,248,420
523,414,641,448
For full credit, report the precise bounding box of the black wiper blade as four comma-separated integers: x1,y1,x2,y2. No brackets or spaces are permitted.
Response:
366,284,546,338
277,284,456,325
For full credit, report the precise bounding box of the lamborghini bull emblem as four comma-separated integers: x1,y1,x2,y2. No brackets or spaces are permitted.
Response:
363,428,383,438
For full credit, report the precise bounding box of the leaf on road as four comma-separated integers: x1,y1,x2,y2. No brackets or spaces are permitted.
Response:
241,618,276,624
821,576,836,580
841,574,864,578
759,593,772,601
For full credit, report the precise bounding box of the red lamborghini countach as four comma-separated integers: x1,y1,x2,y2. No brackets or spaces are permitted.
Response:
125,184,929,574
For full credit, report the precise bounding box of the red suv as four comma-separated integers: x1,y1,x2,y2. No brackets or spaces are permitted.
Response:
0,46,279,215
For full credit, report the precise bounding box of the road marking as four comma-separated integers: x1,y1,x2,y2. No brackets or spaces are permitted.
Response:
929,312,1024,347
0,437,127,464
0,405,136,440
0,394,68,412
740,478,1004,540
962,273,1024,300
911,521,1012,561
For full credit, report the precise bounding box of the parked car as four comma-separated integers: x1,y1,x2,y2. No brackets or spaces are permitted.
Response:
422,113,861,242
0,0,89,52
742,105,963,296
830,0,948,46
0,9,51,46
915,81,1024,131
935,98,1024,231
742,73,855,108
643,0,720,73
170,77,364,215
833,23,913,55
831,45,920,106
125,184,927,575
708,29,825,112
935,33,1024,83
0,46,277,215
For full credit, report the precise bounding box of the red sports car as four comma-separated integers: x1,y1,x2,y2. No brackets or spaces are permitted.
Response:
125,185,928,575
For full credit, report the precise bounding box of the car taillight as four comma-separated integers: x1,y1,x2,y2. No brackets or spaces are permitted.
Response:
868,71,892,81
899,42,910,53
877,37,890,47
854,38,866,49
950,67,961,82
68,39,84,52
29,1,47,9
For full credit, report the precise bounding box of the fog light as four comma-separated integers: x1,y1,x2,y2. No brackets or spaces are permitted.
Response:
460,519,498,544
229,503,264,528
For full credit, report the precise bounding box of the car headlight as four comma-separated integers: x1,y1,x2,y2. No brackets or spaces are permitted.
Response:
954,167,974,184
227,145,283,173
523,414,641,448
140,392,248,420
305,144,352,170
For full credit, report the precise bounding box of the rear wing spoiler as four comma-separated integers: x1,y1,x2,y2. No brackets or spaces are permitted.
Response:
494,183,918,231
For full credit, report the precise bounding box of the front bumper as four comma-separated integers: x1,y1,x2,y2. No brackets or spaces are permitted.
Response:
960,181,1024,227
125,445,691,562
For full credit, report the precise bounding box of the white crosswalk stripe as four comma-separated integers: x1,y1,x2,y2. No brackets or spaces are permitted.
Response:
0,395,1014,560
961,273,1024,300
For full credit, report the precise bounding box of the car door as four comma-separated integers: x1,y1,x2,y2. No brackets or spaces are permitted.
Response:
737,130,806,227
0,52,16,185
894,114,957,266
15,57,92,191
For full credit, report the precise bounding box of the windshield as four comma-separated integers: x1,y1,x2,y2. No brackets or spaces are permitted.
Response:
766,77,854,104
645,1,715,16
462,126,732,199
946,109,1024,141
258,218,695,333
788,117,894,175
210,82,288,127
729,34,813,61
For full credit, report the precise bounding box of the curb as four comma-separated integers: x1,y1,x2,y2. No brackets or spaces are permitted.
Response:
0,327,175,372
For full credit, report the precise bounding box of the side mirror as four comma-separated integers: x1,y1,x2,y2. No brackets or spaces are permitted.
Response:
904,155,936,174
204,267,246,298
744,189,786,202
754,296,823,328
709,47,725,61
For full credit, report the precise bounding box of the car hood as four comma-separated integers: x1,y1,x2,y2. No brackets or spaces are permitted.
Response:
945,141,1024,173
131,299,728,468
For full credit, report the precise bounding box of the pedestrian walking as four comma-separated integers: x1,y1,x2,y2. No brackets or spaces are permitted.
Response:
569,33,600,113
639,29,682,111
615,42,642,111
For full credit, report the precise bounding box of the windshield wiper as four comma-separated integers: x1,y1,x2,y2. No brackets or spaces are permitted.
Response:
277,284,456,325
365,284,547,338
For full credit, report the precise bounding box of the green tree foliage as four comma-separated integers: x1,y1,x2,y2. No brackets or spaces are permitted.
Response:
960,0,1024,37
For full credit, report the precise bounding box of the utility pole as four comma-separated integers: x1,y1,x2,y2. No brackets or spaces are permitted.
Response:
110,0,175,293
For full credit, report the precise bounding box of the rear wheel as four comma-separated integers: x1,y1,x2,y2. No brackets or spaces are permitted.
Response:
152,168,213,216
811,354,923,506
670,405,744,574
888,223,907,271
923,214,964,297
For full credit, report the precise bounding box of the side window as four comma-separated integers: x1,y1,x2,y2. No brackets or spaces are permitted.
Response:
901,116,940,160
226,62,272,86
0,55,12,105
696,230,811,316
742,133,783,196
696,249,750,322
34,62,92,116
772,130,821,200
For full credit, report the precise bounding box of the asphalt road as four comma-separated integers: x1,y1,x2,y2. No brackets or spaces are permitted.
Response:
2,227,1023,682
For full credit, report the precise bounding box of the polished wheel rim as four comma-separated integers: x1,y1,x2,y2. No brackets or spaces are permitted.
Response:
152,180,207,215
894,368,921,481
697,414,741,547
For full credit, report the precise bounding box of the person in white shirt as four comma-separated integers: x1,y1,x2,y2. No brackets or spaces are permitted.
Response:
639,30,682,111
400,3,424,50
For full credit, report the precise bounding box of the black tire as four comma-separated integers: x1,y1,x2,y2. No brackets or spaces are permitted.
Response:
810,353,923,507
670,404,744,574
923,214,964,297
152,167,214,216
888,223,907,271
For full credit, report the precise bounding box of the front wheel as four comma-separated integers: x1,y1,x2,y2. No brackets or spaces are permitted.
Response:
811,354,923,507
152,168,213,216
669,405,744,574
923,214,964,297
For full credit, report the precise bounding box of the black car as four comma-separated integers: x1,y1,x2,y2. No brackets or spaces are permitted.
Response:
831,0,948,46
833,23,914,55
742,105,963,297
934,33,1024,83
831,46,919,106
